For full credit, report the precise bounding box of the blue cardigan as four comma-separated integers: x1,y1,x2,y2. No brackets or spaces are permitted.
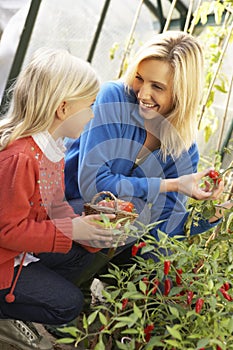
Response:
65,80,218,239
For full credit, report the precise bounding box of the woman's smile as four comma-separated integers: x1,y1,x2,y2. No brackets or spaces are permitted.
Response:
132,59,173,119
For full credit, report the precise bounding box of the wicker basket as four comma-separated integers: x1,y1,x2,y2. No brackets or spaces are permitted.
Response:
84,191,138,224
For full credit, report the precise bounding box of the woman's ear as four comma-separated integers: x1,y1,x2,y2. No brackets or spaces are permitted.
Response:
56,101,67,120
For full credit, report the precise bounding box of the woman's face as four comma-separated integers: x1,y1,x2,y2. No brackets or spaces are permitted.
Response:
132,59,174,120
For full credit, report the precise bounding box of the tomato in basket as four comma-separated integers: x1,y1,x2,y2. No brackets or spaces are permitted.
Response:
98,200,115,208
118,201,134,212
98,199,134,212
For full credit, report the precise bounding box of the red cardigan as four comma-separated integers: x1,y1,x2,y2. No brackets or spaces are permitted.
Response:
0,136,76,290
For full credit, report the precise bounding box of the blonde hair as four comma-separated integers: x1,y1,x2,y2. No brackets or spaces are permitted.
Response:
0,48,100,150
123,31,204,159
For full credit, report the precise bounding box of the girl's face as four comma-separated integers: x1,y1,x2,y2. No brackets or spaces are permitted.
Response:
132,59,174,120
51,96,95,139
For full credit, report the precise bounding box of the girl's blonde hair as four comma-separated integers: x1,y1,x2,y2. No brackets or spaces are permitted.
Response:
0,48,100,150
123,31,204,159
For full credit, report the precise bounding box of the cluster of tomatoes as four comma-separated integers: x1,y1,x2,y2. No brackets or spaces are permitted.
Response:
98,199,135,212
208,169,222,185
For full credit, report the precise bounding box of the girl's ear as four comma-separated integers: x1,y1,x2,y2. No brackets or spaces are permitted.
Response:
56,101,67,120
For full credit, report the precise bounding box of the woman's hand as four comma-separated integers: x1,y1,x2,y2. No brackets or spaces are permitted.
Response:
178,169,224,200
160,168,224,200
71,214,125,248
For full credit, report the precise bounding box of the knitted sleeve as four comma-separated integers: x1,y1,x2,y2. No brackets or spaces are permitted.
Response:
0,152,72,254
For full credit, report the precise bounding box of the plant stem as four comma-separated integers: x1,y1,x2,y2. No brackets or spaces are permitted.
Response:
162,0,177,32
216,72,233,152
198,16,233,130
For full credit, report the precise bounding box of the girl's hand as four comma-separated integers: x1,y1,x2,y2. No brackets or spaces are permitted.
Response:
178,169,224,200
71,214,124,248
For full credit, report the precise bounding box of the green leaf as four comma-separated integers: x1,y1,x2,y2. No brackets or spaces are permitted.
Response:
197,337,210,348
204,124,213,143
166,326,182,340
99,312,108,326
99,213,111,226
208,279,214,290
113,321,129,329
169,305,179,318
202,205,216,219
197,338,210,348
128,263,137,275
228,316,233,333
56,337,75,344
214,2,225,25
87,310,99,326
123,291,146,299
115,316,134,323
206,90,215,108
145,336,164,349
94,334,105,350
133,302,142,318
127,281,137,292
214,84,227,93
139,280,147,294
164,339,180,347
200,2,211,24
188,333,202,339
121,328,138,334
56,326,77,337
82,313,88,330
115,313,138,328
212,249,220,260
102,289,113,302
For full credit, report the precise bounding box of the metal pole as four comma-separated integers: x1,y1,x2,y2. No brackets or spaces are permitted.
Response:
0,0,42,115
117,0,144,78
87,0,111,63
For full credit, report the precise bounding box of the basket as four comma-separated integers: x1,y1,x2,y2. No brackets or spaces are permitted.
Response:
84,191,138,224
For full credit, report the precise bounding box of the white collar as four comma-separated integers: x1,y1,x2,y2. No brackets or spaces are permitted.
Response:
32,131,66,162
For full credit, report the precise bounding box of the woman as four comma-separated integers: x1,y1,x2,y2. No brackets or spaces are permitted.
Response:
65,31,231,257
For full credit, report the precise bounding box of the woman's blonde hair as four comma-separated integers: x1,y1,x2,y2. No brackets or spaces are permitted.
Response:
0,47,100,150
123,31,204,159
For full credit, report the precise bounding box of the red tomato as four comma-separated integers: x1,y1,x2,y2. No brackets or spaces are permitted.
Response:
98,200,115,208
118,201,134,212
98,199,134,212
208,170,221,184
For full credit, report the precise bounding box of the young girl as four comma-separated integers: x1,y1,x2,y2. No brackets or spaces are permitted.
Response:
0,48,119,350
65,31,232,262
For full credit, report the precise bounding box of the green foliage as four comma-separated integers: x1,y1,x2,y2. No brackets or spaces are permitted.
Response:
57,216,233,349
57,158,232,349
195,0,232,143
